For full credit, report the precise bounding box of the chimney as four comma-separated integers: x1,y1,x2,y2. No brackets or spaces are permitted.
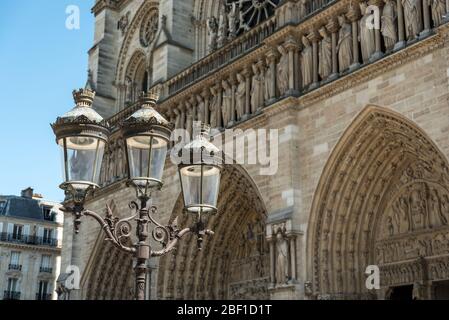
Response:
21,187,34,199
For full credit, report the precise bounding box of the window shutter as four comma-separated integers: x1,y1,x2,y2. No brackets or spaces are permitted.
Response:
37,227,44,238
0,222,3,233
7,223,13,234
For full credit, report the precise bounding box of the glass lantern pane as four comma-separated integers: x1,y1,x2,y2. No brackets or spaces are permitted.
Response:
180,165,220,213
58,137,105,189
126,135,168,187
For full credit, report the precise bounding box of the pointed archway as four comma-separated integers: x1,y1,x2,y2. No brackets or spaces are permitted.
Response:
157,165,270,300
307,105,449,299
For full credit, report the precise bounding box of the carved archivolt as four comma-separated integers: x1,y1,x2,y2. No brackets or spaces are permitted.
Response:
157,165,270,300
307,105,449,299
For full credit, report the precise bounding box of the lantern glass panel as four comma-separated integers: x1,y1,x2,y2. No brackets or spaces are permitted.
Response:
58,136,105,189
126,135,168,187
180,164,220,213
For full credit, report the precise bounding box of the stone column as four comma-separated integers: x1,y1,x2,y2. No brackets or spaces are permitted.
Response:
268,238,275,286
179,103,186,130
70,227,82,300
347,7,361,71
203,89,210,125
420,0,432,37
266,48,278,103
289,235,297,282
394,0,406,50
284,35,300,95
327,19,339,80
369,0,384,61
241,67,252,121
307,31,320,89
445,0,449,22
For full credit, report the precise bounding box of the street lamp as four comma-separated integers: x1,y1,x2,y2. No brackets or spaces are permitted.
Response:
52,90,221,300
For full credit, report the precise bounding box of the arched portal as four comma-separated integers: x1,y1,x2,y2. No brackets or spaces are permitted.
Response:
157,165,270,300
307,105,449,300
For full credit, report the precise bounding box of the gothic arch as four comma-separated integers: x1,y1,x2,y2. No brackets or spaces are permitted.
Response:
115,1,159,86
123,50,150,104
157,165,270,300
307,105,449,299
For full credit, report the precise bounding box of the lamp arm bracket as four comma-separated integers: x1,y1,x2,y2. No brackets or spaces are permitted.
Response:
82,209,137,254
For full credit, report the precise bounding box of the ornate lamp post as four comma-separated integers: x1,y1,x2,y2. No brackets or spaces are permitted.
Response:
52,90,222,300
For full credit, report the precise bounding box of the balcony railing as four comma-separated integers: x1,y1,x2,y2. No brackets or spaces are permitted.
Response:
0,233,59,247
36,293,52,301
39,267,53,274
8,264,22,271
3,291,20,300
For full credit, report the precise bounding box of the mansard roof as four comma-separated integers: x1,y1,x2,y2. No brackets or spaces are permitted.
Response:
0,195,59,223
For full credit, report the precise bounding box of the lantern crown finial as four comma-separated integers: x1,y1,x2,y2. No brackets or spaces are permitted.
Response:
73,88,95,107
139,91,159,107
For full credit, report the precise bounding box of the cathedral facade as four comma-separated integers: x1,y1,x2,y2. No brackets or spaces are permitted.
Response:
60,0,449,300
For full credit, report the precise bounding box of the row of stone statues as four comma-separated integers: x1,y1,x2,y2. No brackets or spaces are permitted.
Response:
207,2,250,52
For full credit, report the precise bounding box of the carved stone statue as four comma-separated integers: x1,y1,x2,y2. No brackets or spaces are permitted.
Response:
207,17,219,52
275,230,288,285
228,2,239,40
217,11,228,48
125,76,133,103
299,0,308,19
222,80,232,127
402,0,422,41
173,107,182,129
382,0,398,52
196,95,206,123
251,63,263,113
264,58,274,101
236,73,246,120
209,86,219,127
410,185,427,230
277,45,289,95
360,2,376,62
116,139,124,179
318,27,332,80
108,144,115,183
429,188,448,226
431,0,446,27
301,36,313,87
337,15,353,72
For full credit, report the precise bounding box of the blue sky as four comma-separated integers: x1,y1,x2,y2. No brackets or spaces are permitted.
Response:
0,0,94,201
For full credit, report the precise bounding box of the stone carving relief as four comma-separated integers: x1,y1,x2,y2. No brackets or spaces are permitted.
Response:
309,107,449,299
337,14,353,72
118,12,130,36
402,0,422,41
207,17,219,52
277,45,289,96
382,0,398,52
251,63,264,113
360,2,376,62
301,36,313,87
431,0,447,27
222,79,232,127
318,26,332,80
235,73,246,121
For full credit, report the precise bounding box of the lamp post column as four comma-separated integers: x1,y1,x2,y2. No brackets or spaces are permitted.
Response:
135,197,151,301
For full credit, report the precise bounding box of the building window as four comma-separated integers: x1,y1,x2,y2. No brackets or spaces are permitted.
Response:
40,255,52,273
4,278,20,300
9,251,21,270
42,206,53,221
12,224,23,241
0,201,6,212
36,281,50,301
42,228,53,245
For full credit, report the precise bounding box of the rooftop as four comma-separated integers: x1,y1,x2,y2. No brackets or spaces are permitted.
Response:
0,188,62,223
